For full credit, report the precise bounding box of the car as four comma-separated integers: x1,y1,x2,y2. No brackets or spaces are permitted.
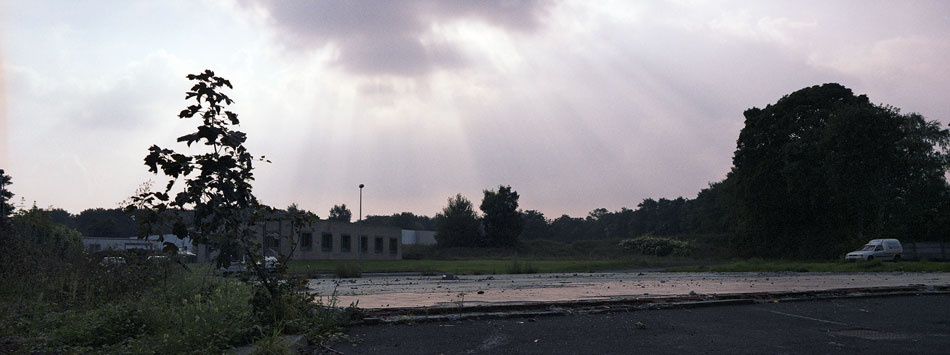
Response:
261,256,279,272
220,259,246,275
219,256,280,275
147,255,169,263
845,239,903,261
101,256,127,266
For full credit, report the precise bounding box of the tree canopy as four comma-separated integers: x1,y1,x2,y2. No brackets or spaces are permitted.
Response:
328,204,353,222
480,185,523,247
434,194,482,247
364,212,434,230
124,70,276,274
1,169,13,220
730,83,950,258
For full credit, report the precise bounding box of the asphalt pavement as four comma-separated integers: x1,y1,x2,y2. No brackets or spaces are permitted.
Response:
333,294,950,354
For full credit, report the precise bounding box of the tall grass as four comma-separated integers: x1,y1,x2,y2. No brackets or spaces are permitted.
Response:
665,260,950,273
287,259,633,275
505,260,539,274
335,262,362,278
1,221,361,353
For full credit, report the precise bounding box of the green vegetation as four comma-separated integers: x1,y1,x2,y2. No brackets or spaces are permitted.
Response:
505,260,539,274
434,194,482,247
731,84,950,258
619,235,693,256
666,260,950,273
480,185,524,247
288,259,637,275
334,262,363,278
0,264,355,353
328,204,352,222
0,72,357,354
0,216,357,353
405,238,637,260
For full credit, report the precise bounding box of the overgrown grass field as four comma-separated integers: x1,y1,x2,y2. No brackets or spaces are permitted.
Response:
287,259,635,276
666,260,950,273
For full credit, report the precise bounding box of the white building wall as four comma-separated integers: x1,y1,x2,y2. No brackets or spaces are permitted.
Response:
401,230,437,245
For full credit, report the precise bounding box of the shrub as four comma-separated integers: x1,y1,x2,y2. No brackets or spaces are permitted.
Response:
335,263,362,278
505,260,538,274
619,235,693,256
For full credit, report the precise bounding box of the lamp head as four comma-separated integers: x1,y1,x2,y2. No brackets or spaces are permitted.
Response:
359,184,365,189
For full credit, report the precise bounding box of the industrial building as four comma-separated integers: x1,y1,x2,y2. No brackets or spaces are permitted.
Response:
195,219,403,263
82,234,194,253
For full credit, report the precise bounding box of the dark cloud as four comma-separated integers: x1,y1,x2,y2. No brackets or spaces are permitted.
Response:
241,0,550,76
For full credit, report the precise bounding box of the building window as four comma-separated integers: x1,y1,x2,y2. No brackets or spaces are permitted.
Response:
360,236,368,253
341,235,352,252
374,237,383,254
321,233,333,252
301,232,312,251
389,238,398,255
89,244,101,252
264,234,280,249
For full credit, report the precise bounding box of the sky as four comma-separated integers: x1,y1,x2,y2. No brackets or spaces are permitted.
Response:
2,0,949,219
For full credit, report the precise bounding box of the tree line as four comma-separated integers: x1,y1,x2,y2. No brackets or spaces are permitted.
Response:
3,82,948,260
407,83,950,258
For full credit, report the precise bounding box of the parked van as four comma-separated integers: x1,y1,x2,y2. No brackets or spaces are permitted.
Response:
218,256,280,275
845,239,903,261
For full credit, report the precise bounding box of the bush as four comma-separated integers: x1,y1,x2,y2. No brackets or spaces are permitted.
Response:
505,260,538,274
619,235,693,256
335,263,362,278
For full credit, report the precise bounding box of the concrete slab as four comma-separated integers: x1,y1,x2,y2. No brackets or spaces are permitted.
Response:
306,272,950,309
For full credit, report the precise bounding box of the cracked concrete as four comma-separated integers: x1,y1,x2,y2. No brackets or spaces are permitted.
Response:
307,271,950,309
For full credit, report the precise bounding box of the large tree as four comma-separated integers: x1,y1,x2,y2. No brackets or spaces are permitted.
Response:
434,194,482,247
730,83,950,258
1,169,13,220
480,185,523,247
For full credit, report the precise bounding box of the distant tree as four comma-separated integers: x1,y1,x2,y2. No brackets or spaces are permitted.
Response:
365,212,434,230
0,169,13,220
76,208,137,238
43,208,77,230
685,179,736,234
435,194,482,247
550,214,585,241
480,185,523,247
11,206,83,257
519,210,550,240
328,204,352,222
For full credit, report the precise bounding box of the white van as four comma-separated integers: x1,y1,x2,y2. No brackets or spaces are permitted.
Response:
219,256,280,275
845,239,903,261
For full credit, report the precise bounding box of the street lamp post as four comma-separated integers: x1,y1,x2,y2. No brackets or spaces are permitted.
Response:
357,184,364,267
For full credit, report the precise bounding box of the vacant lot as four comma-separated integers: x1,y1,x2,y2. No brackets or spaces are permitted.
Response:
307,271,950,309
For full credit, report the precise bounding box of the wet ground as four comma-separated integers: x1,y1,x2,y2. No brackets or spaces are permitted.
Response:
307,271,950,309
336,294,950,354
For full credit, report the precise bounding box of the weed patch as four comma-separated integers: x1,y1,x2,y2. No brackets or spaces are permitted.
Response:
665,260,950,273
335,263,363,278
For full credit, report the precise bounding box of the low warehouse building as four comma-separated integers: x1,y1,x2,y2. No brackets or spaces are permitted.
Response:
196,219,401,263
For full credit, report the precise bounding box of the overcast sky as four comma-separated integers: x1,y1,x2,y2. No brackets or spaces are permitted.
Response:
2,0,949,218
